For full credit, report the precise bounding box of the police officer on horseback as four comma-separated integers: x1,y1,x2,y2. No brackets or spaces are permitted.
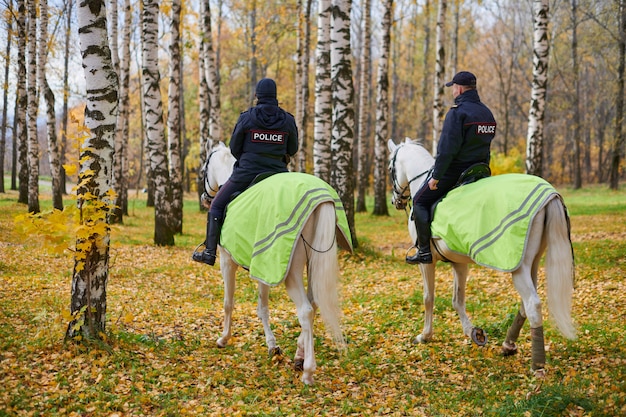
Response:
407,71,497,264
193,78,299,265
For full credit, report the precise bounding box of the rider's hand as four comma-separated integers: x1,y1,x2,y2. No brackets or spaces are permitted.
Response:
428,178,439,190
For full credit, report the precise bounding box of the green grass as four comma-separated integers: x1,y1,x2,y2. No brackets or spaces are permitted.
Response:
0,182,625,416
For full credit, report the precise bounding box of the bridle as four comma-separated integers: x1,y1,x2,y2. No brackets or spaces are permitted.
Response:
201,148,223,206
388,145,431,211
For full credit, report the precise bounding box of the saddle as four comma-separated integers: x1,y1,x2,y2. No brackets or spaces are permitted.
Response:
229,172,277,203
427,163,492,219
454,163,491,187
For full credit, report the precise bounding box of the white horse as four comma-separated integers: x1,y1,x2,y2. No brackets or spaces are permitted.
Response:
387,138,576,375
199,142,347,384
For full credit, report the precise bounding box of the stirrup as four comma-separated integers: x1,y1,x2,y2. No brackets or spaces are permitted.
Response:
192,243,216,266
405,246,433,264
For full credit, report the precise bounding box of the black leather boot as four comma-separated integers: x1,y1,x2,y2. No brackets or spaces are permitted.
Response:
406,206,433,264
193,215,223,266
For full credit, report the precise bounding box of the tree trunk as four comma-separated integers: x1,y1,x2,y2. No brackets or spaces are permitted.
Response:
330,0,357,248
419,0,431,143
571,0,582,189
26,0,40,214
295,0,312,173
66,0,118,341
432,0,446,155
143,0,174,246
373,0,392,217
60,0,73,195
356,0,371,213
16,0,28,203
313,0,332,183
0,8,12,194
39,0,63,210
168,0,184,234
525,0,550,177
609,0,625,190
201,0,221,146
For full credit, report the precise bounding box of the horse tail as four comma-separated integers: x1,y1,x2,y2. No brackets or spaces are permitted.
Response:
544,196,577,340
309,202,346,350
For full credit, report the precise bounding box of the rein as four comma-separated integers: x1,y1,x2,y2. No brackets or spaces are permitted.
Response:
389,145,431,209
202,148,223,204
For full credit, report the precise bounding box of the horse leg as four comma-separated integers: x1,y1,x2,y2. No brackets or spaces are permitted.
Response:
511,269,546,375
284,267,316,385
451,263,472,337
217,249,236,348
413,263,436,344
256,282,281,357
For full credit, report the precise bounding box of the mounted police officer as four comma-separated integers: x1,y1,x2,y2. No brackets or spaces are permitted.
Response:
193,78,299,265
407,71,497,264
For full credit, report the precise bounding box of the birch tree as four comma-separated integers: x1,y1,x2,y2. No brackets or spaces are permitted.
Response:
295,0,312,172
525,0,550,177
373,0,392,217
112,0,131,221
330,0,357,247
609,0,625,190
66,0,118,340
432,0,446,154
39,0,63,210
571,0,582,188
419,0,432,143
0,4,12,194
355,0,371,213
313,0,332,182
168,0,183,234
143,0,174,245
201,0,221,146
26,0,39,214
60,0,73,195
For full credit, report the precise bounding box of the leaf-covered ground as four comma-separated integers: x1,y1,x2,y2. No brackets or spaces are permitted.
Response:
0,186,624,416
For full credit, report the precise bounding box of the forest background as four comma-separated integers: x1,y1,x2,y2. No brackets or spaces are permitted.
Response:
1,0,624,200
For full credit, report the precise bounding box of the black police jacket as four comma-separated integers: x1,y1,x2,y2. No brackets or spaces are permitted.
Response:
229,100,299,184
432,89,496,181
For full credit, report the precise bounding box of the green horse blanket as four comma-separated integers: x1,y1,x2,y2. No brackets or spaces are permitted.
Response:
220,172,352,286
431,173,562,272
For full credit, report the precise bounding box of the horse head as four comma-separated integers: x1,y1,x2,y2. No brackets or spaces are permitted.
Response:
201,142,236,208
387,138,433,210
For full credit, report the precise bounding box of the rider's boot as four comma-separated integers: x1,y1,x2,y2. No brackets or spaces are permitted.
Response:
406,206,433,264
193,215,224,266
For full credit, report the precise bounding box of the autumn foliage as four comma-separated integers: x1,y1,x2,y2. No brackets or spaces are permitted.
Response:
1,186,625,416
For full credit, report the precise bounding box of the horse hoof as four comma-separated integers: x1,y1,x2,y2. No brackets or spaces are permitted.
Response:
302,374,314,385
471,328,488,346
501,341,518,356
412,334,428,344
294,358,304,372
533,368,547,379
269,346,282,358
216,338,227,348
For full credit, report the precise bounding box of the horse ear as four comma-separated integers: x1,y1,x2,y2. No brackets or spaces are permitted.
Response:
387,139,397,152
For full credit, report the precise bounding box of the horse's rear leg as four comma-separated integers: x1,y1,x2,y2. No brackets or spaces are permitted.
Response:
217,249,236,348
413,263,436,344
285,272,315,385
512,270,545,374
257,283,281,357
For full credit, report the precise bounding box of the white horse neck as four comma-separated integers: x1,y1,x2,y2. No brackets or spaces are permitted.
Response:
398,143,434,197
209,145,236,189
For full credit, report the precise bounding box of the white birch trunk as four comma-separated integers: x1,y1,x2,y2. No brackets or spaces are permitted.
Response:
168,0,184,234
67,0,118,340
330,0,357,247
16,0,28,204
432,0,446,155
39,0,63,210
373,0,392,216
143,0,174,245
525,0,550,177
313,0,332,182
26,0,39,213
356,0,371,213
201,0,221,145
